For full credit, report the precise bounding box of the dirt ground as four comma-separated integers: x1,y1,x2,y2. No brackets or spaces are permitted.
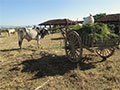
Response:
0,32,120,90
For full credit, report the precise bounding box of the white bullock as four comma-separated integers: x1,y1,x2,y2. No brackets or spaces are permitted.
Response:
18,28,49,49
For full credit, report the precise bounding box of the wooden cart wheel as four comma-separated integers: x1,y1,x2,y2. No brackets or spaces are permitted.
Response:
96,47,115,59
65,31,83,63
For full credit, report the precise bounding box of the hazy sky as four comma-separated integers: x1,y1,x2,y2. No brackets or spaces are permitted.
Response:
0,0,120,26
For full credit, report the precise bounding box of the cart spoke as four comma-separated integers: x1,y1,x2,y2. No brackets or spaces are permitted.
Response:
74,40,79,46
106,49,110,55
75,51,80,58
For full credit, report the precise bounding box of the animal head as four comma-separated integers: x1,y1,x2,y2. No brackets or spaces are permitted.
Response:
42,28,49,34
40,28,49,38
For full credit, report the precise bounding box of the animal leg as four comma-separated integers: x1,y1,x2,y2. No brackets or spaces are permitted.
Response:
37,39,39,48
19,38,23,49
18,31,24,49
8,32,10,36
37,37,40,48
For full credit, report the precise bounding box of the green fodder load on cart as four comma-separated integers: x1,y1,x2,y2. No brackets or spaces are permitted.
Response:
74,23,119,40
72,23,82,30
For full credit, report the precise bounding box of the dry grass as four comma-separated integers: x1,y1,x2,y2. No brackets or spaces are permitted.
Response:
0,32,120,90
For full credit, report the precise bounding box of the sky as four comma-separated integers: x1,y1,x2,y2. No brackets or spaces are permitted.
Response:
0,0,120,26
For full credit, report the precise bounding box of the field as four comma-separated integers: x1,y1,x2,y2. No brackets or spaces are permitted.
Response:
0,32,120,90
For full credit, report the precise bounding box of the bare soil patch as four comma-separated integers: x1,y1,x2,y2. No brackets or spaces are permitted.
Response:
0,32,120,90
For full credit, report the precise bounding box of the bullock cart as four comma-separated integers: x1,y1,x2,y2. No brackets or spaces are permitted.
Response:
64,28,120,63
39,19,119,63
